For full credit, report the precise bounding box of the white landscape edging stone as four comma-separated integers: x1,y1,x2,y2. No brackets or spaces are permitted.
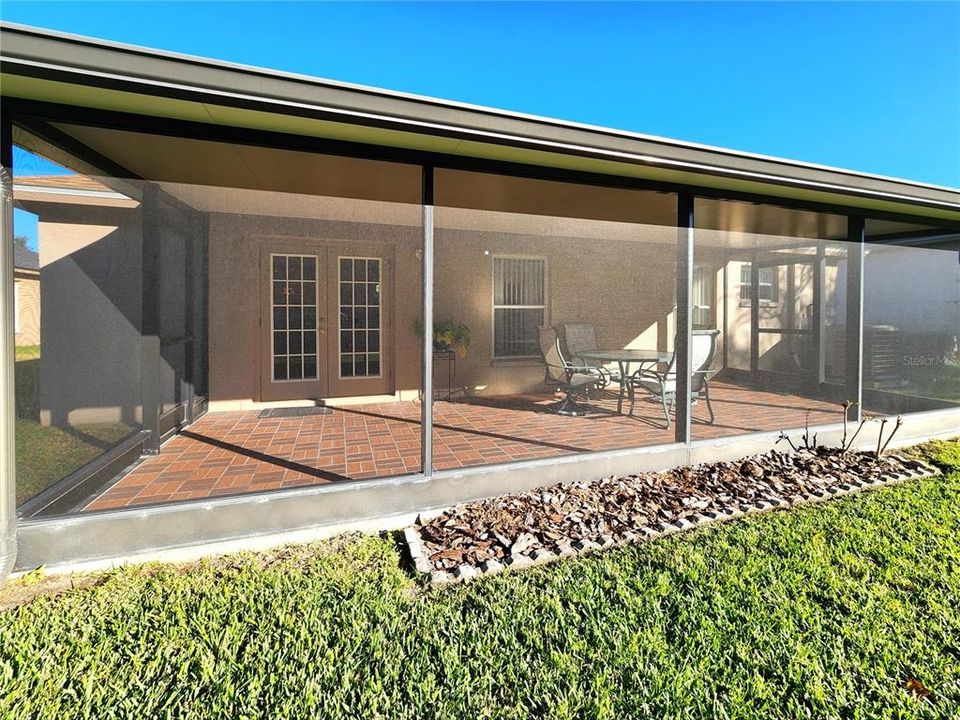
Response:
404,454,940,587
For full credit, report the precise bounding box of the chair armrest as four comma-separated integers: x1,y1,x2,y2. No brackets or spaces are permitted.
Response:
629,367,666,383
587,365,613,382
544,360,598,383
562,361,606,375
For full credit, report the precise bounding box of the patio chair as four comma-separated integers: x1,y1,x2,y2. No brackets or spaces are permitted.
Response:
538,326,601,416
551,324,613,391
561,323,620,384
627,329,720,428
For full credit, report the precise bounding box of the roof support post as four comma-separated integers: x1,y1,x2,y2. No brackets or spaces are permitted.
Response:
845,216,865,422
0,112,18,583
140,183,161,454
179,204,209,427
675,193,694,444
750,253,760,374
812,244,827,386
182,210,196,427
421,166,434,477
196,213,210,412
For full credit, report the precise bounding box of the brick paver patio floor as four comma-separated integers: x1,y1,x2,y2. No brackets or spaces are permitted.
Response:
83,381,844,511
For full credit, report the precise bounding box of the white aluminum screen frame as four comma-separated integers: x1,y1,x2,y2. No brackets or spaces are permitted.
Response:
12,280,18,335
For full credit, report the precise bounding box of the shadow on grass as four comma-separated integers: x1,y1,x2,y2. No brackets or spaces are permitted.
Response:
386,528,426,584
14,357,40,420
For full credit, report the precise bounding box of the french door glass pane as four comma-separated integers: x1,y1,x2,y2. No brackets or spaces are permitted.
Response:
271,254,319,380
338,257,383,377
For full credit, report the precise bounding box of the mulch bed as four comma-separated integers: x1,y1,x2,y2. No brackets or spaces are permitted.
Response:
406,448,937,583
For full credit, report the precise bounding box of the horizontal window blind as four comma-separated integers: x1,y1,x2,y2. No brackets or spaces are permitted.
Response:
493,257,545,358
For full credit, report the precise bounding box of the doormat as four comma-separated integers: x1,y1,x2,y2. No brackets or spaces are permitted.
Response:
258,406,334,418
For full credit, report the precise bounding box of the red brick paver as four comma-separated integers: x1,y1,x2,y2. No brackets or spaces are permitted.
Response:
83,382,843,511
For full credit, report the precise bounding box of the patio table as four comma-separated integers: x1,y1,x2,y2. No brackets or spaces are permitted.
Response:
578,349,673,415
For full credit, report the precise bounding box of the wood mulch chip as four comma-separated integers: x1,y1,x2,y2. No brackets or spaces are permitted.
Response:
414,448,932,574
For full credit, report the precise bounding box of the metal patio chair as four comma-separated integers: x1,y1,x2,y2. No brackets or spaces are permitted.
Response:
627,329,720,428
538,326,603,416
561,323,621,384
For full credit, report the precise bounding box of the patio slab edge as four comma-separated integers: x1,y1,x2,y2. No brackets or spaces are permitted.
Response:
407,455,942,587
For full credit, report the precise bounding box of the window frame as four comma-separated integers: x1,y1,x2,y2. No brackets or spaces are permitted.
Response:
692,265,713,328
490,254,548,360
739,263,779,306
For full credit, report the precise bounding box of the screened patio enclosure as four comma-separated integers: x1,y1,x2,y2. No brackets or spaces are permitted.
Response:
8,120,959,521
2,22,959,574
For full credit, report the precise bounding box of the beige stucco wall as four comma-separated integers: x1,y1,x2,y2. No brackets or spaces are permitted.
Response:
206,209,685,404
31,206,145,427
433,226,678,396
29,204,858,416
207,211,423,405
28,206,857,417
14,271,40,347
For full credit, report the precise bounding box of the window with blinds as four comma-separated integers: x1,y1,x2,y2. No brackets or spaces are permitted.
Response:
739,263,779,304
492,256,546,358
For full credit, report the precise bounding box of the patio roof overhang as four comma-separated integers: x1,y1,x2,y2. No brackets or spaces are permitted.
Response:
2,22,960,230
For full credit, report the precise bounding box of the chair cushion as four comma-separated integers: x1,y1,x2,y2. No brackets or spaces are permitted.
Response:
569,373,597,388
574,358,621,380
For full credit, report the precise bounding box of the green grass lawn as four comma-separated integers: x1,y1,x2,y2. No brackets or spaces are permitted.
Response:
14,420,135,506
14,344,134,506
903,363,960,403
1,441,959,719
14,353,40,421
14,344,40,362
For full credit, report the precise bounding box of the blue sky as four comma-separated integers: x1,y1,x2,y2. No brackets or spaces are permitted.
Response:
3,1,959,189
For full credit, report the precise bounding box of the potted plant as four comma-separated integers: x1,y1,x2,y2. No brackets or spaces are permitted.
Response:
415,319,471,357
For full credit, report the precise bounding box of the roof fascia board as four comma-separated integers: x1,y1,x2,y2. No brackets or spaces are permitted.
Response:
12,183,131,201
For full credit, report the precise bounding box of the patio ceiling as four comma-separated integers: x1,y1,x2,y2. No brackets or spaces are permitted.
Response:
13,122,947,249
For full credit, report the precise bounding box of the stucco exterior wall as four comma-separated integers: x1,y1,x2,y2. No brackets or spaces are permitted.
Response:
13,271,40,347
206,214,684,404
29,205,865,417
433,227,678,396
865,247,960,335
34,205,145,427
207,212,423,406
